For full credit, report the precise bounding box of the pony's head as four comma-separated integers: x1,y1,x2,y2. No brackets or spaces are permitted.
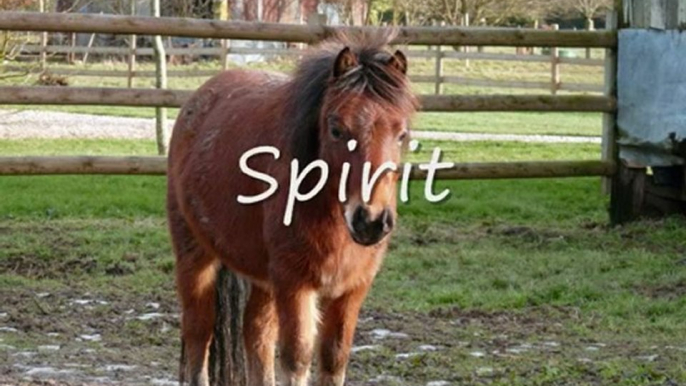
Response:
288,32,417,246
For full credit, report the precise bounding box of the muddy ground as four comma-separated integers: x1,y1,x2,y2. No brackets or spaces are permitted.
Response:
2,285,683,386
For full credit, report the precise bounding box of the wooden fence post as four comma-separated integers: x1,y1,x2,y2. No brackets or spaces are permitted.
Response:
82,32,96,64
463,13,470,68
69,32,76,64
434,43,443,95
127,0,137,88
220,39,229,71
601,11,618,194
585,18,594,59
214,0,230,71
151,0,168,155
550,24,560,95
38,0,47,71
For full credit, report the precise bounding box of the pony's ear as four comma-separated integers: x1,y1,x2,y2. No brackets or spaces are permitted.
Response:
333,47,358,78
388,50,408,75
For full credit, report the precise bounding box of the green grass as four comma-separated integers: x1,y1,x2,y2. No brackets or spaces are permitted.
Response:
2,139,684,384
0,138,158,155
415,112,602,136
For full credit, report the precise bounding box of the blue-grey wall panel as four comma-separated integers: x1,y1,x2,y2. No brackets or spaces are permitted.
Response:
618,29,686,166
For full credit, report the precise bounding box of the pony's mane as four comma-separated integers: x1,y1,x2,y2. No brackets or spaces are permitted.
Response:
283,30,417,163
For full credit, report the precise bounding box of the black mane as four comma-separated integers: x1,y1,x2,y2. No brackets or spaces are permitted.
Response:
283,31,416,164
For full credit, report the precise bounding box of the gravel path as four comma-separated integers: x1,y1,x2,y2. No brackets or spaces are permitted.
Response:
0,109,172,140
0,109,601,144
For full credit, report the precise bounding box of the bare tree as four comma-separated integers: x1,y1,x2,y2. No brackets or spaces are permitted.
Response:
483,0,551,25
328,0,370,25
0,0,33,12
394,0,432,25
550,0,613,28
56,0,97,13
0,0,35,62
432,0,532,26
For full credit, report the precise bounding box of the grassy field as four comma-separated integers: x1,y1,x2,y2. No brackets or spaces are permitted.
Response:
1,138,685,385
1,48,606,137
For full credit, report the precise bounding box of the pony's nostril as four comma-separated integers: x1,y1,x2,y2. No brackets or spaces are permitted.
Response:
382,209,394,233
381,208,389,224
352,206,368,231
349,206,393,246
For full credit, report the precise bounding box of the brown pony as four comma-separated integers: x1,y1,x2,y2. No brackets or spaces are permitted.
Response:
167,31,417,386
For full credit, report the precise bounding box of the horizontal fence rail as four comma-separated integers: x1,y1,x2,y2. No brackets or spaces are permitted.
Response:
0,156,167,175
0,157,616,179
418,94,614,112
0,12,617,48
0,87,191,108
0,87,616,112
16,44,606,67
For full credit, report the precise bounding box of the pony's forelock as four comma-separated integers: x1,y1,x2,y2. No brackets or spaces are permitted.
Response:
284,30,417,163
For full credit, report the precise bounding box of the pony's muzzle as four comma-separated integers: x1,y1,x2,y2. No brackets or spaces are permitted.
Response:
348,205,394,246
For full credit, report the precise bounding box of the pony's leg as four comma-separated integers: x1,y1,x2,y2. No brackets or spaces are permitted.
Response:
317,285,370,386
275,287,318,386
169,205,218,386
177,252,217,386
243,285,278,386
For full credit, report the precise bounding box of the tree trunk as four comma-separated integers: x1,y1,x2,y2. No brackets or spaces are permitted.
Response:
152,0,168,155
213,0,229,20
39,0,47,72
391,0,398,25
585,17,594,59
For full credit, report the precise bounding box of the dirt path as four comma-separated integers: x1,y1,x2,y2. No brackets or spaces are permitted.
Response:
0,109,600,143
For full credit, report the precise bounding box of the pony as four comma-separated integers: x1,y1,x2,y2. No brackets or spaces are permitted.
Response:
166,31,417,386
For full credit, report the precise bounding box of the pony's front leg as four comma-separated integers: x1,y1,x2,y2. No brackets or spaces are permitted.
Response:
244,285,278,386
275,286,319,386
317,284,370,386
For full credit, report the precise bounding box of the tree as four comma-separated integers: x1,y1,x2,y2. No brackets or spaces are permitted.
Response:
548,0,612,58
429,0,549,27
550,0,613,28
0,0,34,62
395,0,432,25
0,0,33,10
327,0,370,25
482,0,550,26
366,0,550,26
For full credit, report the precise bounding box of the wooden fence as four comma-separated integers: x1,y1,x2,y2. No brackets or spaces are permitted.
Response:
0,156,615,179
0,12,617,47
13,41,605,95
0,11,618,181
0,87,615,112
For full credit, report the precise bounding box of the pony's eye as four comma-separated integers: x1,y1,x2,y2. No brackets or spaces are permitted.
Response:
398,131,408,143
331,126,343,140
